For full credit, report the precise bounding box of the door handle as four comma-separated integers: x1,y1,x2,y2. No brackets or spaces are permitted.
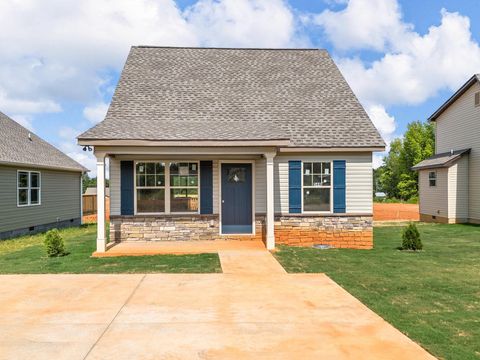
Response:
222,200,225,203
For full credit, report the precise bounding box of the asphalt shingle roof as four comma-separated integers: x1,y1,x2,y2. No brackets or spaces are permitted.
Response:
79,47,385,148
412,149,471,171
0,112,86,172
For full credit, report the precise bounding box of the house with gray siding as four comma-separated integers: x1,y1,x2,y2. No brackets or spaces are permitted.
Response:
0,112,87,239
77,46,385,253
413,74,480,224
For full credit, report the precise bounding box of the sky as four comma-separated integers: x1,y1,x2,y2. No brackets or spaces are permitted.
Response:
1,0,479,175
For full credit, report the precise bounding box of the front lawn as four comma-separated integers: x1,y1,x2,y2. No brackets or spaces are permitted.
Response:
275,224,480,360
0,225,221,273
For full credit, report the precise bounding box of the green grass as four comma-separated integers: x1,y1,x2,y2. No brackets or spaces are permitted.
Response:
0,225,221,273
274,224,480,360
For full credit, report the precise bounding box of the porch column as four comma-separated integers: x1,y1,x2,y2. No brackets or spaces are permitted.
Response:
265,152,276,250
96,153,107,252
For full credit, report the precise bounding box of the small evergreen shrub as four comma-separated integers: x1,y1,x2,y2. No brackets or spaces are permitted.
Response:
401,223,423,251
44,229,67,257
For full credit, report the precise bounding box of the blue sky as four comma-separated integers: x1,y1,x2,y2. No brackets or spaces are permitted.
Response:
0,0,479,173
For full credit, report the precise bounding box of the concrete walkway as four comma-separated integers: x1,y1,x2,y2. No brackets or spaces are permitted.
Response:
0,251,435,360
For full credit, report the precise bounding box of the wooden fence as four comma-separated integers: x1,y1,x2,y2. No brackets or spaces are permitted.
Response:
82,195,97,215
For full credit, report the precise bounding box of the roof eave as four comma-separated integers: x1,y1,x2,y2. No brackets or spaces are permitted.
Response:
0,160,88,173
279,146,385,152
428,74,480,122
78,138,291,147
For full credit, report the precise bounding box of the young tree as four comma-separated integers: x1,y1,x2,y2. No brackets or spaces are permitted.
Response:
378,121,435,201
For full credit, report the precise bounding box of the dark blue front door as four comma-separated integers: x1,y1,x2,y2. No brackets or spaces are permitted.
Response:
221,163,253,234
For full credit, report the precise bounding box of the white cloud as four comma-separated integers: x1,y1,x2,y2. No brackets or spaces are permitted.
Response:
0,0,303,174
365,104,395,169
10,114,35,132
184,0,301,47
332,9,480,107
83,102,109,124
0,0,300,112
313,2,480,167
365,104,396,144
313,0,412,51
58,126,97,175
0,88,61,114
0,0,196,108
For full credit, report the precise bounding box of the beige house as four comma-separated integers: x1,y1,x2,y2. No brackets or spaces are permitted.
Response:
413,74,480,223
78,46,385,253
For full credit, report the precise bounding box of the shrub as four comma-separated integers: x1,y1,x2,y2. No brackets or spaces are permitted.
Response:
44,229,67,257
401,223,423,251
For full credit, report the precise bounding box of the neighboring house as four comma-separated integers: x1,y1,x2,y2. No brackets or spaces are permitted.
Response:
77,46,385,252
0,112,87,239
413,74,480,223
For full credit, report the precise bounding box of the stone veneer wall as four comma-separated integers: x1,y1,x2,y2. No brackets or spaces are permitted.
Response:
274,215,373,249
109,215,264,242
110,214,372,249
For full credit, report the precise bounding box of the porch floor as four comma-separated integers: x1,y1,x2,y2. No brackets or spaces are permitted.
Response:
92,240,266,257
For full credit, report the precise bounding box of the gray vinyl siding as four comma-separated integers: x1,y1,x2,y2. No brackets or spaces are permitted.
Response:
435,81,480,221
418,168,448,218
0,164,81,233
274,153,373,214
109,153,373,216
110,158,121,216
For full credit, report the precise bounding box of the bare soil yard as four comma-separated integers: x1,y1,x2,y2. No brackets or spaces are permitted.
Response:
373,203,419,221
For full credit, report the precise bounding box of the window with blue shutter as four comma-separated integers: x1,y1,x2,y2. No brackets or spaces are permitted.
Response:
333,160,346,213
288,160,302,213
120,161,134,215
200,161,213,214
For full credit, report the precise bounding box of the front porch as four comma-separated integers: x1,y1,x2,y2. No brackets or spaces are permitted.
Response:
92,239,266,257
94,146,277,253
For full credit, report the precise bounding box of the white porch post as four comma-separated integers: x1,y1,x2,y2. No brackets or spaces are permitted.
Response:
96,153,107,252
265,152,276,250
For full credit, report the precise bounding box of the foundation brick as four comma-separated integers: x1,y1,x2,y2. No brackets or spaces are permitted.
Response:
109,214,373,249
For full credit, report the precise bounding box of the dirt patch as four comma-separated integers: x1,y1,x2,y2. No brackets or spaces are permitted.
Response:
374,203,419,222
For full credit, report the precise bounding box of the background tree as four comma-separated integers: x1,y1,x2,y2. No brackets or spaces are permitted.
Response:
377,120,435,201
81,173,109,193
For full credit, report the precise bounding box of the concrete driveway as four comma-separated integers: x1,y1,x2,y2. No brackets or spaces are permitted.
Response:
0,251,434,359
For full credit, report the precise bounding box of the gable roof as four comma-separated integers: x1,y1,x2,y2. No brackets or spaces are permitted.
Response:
0,112,87,172
78,46,385,149
428,74,480,122
411,148,470,171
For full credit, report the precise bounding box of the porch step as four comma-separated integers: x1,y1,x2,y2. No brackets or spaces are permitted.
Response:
92,240,266,257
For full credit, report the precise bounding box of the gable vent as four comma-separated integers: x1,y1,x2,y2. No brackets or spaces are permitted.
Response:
475,91,480,107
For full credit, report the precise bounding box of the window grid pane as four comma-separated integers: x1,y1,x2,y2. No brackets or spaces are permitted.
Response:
136,162,165,188
170,162,198,189
303,162,331,188
303,162,331,212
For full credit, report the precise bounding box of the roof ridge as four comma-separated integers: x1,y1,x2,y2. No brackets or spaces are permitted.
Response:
133,45,325,51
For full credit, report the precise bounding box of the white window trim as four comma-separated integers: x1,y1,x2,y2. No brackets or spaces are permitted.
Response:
134,160,200,215
301,161,333,214
428,171,437,187
17,170,41,207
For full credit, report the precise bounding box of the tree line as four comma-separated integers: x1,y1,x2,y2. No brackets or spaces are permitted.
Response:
374,121,435,202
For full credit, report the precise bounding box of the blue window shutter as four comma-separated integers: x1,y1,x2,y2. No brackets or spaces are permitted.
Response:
288,160,302,213
200,161,213,214
333,160,346,213
120,161,134,215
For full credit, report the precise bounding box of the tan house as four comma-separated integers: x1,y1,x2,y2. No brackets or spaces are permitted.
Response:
413,74,480,223
78,46,385,253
